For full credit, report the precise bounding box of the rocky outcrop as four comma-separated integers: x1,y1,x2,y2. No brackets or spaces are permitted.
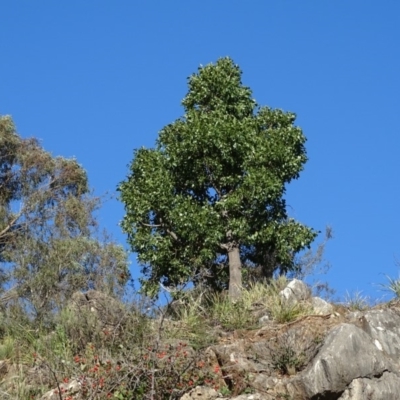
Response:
180,282,400,400
37,282,400,400
288,323,398,398
312,296,334,315
279,279,311,306
339,371,400,400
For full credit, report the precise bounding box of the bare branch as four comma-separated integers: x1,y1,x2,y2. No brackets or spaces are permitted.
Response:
0,213,21,239
166,228,178,241
140,222,162,228
140,221,179,241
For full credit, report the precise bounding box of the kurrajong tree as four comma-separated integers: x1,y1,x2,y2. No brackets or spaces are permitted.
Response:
119,57,317,300
0,115,129,321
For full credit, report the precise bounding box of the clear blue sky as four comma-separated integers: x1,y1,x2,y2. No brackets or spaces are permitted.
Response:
2,1,399,302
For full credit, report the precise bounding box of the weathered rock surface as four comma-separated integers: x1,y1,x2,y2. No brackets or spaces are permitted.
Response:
294,323,397,398
230,394,269,400
279,279,311,306
175,281,400,399
179,386,219,400
357,308,400,357
338,371,400,400
312,296,334,315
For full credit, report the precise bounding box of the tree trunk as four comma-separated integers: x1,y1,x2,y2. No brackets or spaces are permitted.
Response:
228,245,242,301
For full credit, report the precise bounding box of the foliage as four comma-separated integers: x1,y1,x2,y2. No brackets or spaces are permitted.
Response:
270,339,305,376
0,115,129,322
268,326,320,378
119,57,317,299
0,295,226,399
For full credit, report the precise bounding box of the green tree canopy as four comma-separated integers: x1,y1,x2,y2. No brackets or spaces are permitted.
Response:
119,57,317,300
0,115,129,321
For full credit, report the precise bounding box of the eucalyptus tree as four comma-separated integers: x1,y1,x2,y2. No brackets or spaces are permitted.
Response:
119,57,316,300
0,115,129,321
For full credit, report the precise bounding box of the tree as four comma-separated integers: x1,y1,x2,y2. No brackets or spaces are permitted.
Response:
119,57,317,300
0,115,129,321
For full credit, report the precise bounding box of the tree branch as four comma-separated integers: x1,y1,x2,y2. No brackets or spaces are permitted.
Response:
166,229,179,241
140,221,179,241
140,222,162,228
0,214,21,239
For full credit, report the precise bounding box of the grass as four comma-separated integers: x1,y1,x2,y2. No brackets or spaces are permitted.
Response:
379,274,400,299
342,290,371,311
0,336,15,360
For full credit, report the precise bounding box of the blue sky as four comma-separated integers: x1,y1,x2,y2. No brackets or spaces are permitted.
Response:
2,1,399,302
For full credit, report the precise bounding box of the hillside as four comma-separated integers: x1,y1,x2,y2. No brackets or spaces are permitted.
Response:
0,277,399,399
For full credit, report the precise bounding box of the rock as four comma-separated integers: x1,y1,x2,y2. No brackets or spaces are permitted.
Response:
40,379,81,400
279,279,311,306
238,307,400,399
212,341,262,373
358,309,400,358
230,394,271,400
258,315,270,325
12,279,400,399
296,323,397,398
312,296,334,315
346,310,365,320
338,371,400,400
179,386,219,400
